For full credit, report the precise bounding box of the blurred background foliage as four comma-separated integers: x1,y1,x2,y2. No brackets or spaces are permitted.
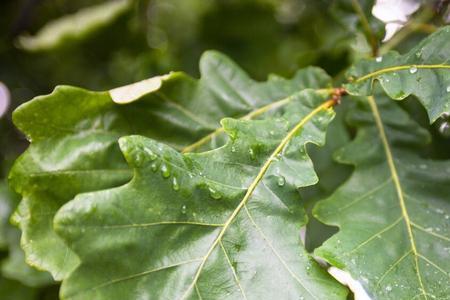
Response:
0,0,449,298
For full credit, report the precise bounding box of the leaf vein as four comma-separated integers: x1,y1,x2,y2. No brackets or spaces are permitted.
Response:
219,241,248,299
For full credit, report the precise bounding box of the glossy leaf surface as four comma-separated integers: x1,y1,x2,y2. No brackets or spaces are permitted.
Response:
9,51,331,280
54,90,347,300
345,26,450,122
314,95,450,299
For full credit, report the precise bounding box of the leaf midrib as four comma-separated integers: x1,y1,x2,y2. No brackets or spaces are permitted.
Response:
179,99,334,300
355,64,450,83
367,96,428,299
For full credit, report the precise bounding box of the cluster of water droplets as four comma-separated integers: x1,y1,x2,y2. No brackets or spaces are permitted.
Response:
143,146,225,201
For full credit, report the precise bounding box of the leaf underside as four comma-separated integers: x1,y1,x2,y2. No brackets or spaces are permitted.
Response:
314,94,450,300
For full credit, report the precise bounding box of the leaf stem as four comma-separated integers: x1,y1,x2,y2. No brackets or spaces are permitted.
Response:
351,0,378,56
367,95,428,299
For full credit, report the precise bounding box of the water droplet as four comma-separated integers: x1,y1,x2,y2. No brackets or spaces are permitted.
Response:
376,56,383,62
409,66,418,74
151,162,158,172
134,153,144,166
144,148,157,160
209,186,222,200
386,285,392,292
161,163,170,178
231,146,236,153
181,205,187,214
249,148,256,160
439,122,450,137
277,175,285,187
172,177,179,191
446,86,450,93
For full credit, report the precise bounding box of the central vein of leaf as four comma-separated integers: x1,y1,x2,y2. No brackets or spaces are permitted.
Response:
355,64,450,82
180,99,335,299
367,96,428,299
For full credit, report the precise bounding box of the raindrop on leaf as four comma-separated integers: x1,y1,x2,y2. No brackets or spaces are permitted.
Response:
209,186,222,200
172,177,179,191
144,148,157,161
161,163,170,178
249,148,256,160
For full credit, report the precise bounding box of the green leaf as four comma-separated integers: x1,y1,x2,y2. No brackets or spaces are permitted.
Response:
17,0,132,52
9,51,332,280
314,94,450,299
345,26,450,122
54,90,346,299
0,182,53,287
300,102,353,251
331,0,384,55
1,228,53,288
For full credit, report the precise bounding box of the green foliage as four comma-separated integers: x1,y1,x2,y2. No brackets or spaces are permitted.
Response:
8,52,332,281
345,26,450,122
54,91,346,299
2,1,450,299
314,94,450,299
0,182,55,299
